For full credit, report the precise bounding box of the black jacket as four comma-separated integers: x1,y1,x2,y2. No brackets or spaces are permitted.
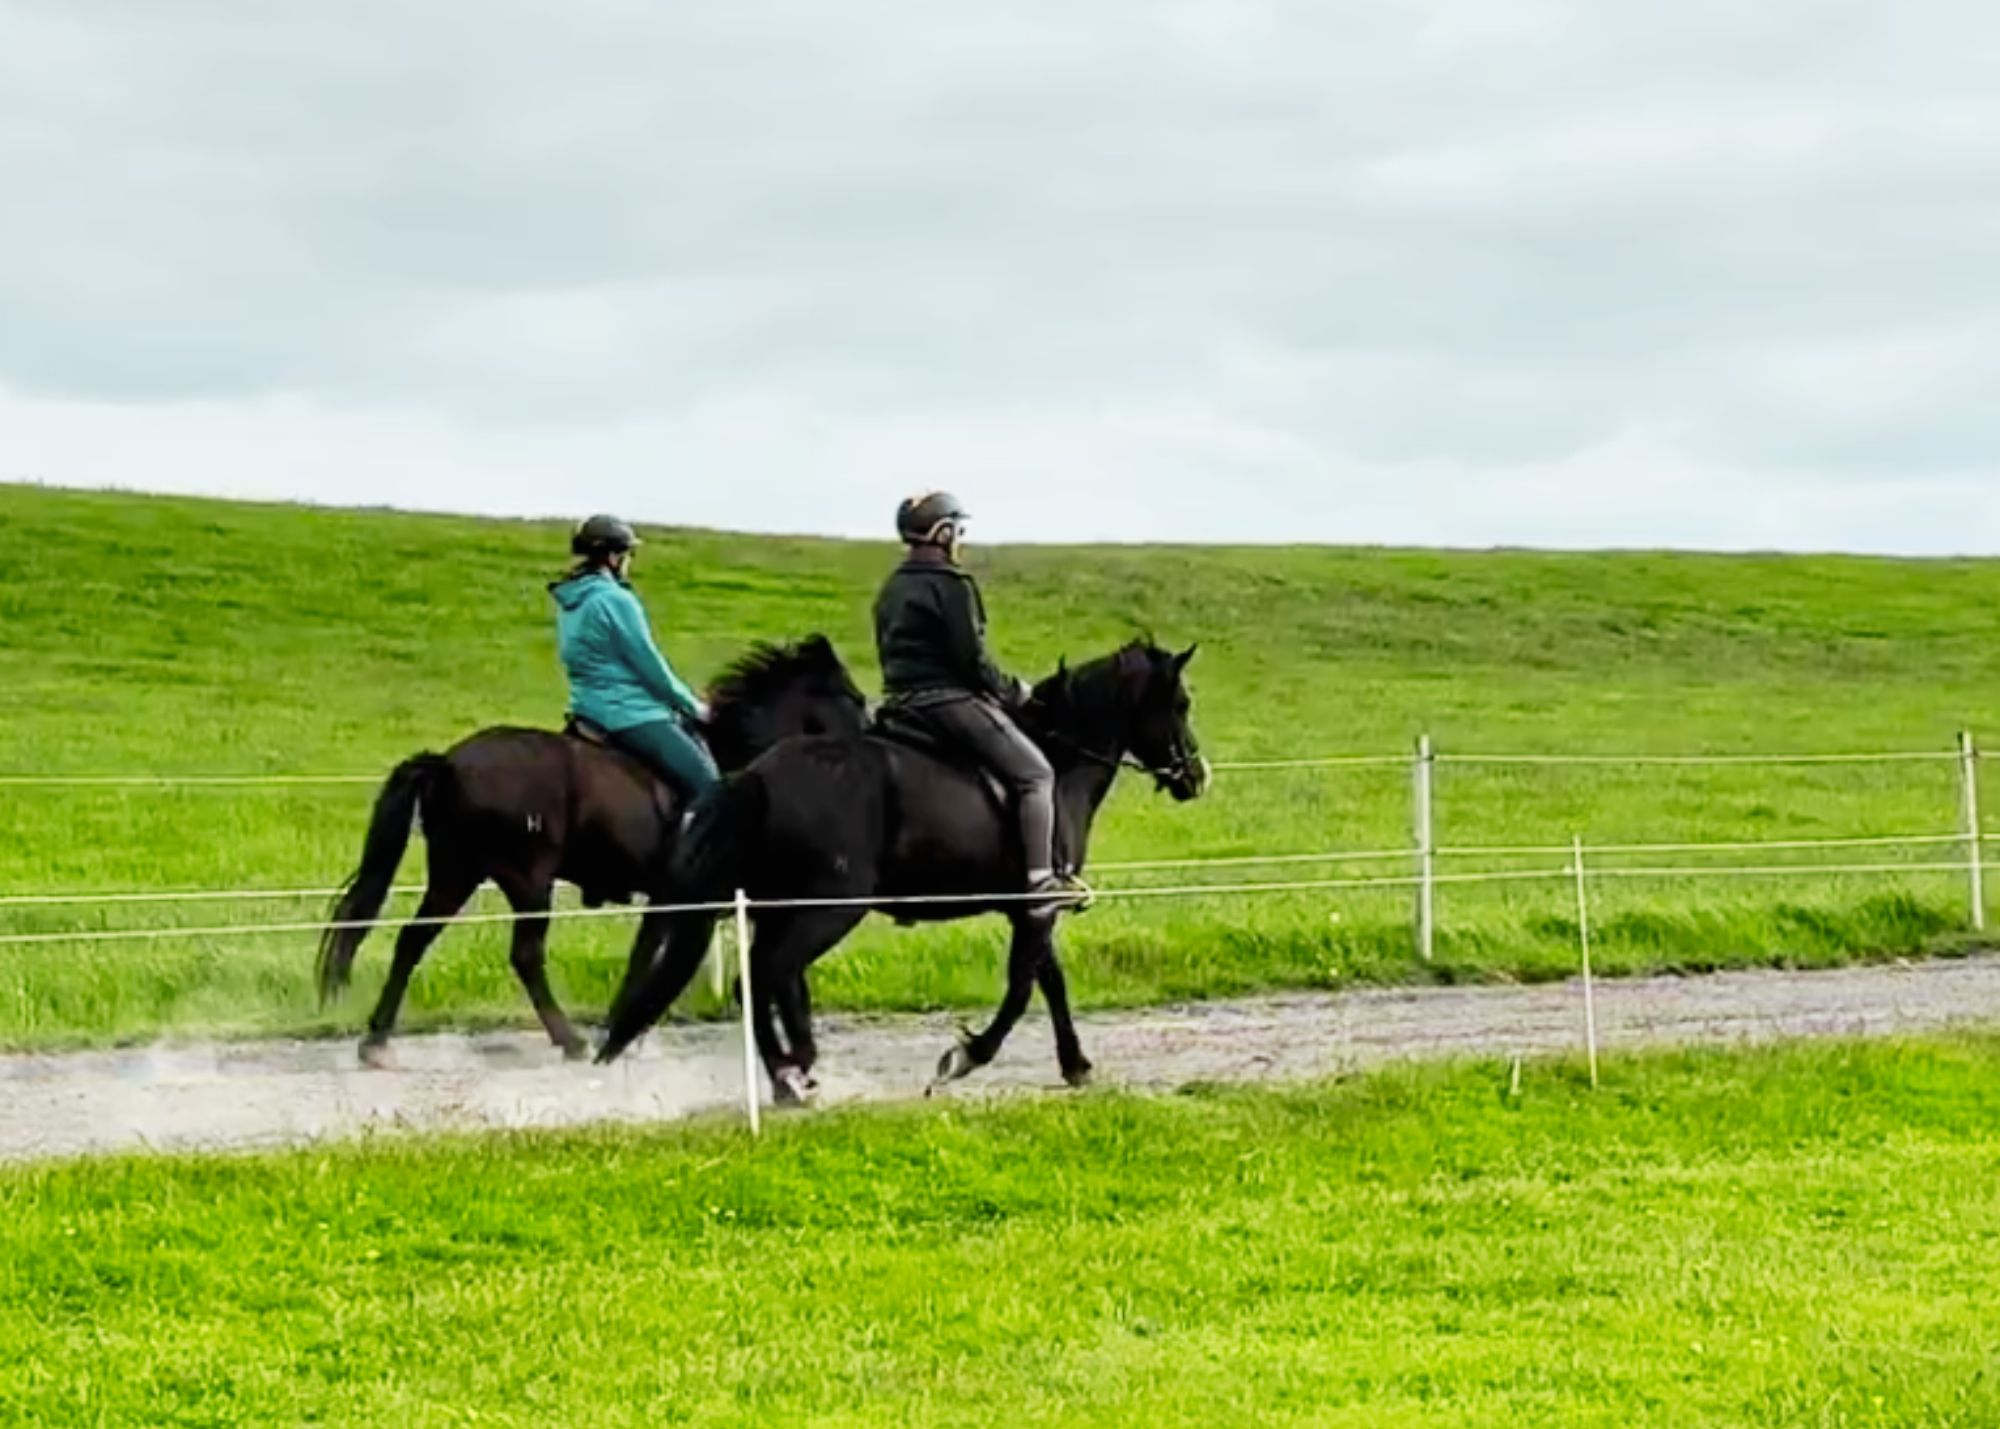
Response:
874,553,1017,704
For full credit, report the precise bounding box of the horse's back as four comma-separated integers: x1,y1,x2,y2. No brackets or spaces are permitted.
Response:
441,727,573,812
431,726,666,892
748,734,1007,895
569,742,674,853
752,735,895,816
740,736,895,863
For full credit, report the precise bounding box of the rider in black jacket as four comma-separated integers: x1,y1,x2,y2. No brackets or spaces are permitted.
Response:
874,492,1078,913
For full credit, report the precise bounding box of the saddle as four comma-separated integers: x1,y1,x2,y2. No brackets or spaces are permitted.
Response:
872,704,1009,808
872,704,1085,922
561,715,679,835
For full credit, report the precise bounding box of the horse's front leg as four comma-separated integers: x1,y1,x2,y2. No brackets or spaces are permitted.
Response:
932,914,1051,1088
607,905,676,1030
1033,938,1092,1087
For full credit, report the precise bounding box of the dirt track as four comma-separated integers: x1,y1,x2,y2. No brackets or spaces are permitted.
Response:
6,954,2000,1161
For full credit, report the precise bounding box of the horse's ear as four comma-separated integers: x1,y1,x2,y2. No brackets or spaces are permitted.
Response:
1040,658,1070,706
1173,643,1198,673
800,634,835,662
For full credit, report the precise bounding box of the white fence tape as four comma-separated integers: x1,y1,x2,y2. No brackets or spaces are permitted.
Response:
2,734,1990,1137
1,740,1987,787
1435,832,1969,859
1,883,514,909
0,733,1988,964
0,858,1981,951
0,775,380,788
9,832,1983,910
1436,751,1960,767
1,833,1982,913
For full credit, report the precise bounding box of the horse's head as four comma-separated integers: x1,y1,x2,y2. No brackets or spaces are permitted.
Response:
1034,639,1210,802
704,635,869,771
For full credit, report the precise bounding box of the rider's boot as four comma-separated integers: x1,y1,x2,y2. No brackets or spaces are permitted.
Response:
1020,786,1092,917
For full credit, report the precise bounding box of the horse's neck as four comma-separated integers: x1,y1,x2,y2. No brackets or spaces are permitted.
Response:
1026,688,1129,866
1054,757,1120,871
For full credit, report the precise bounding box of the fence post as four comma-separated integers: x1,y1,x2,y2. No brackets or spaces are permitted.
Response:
1961,731,1985,933
708,924,728,1002
734,889,760,1136
1414,734,1436,961
1572,834,1600,1090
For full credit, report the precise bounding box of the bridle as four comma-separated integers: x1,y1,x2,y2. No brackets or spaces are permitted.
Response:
1032,720,1204,791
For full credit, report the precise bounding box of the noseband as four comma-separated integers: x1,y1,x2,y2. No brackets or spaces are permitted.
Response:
1036,723,1201,790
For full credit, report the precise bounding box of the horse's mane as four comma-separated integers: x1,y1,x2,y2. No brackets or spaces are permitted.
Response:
1030,638,1170,727
708,635,849,715
1042,638,1158,687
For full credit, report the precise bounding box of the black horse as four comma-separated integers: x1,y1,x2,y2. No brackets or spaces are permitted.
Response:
318,636,868,1065
598,640,1209,1101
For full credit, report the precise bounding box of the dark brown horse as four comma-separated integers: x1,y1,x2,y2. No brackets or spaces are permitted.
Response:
318,636,867,1064
598,640,1209,1101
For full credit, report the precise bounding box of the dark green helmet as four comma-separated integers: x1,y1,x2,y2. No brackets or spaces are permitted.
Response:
571,514,639,558
896,491,970,546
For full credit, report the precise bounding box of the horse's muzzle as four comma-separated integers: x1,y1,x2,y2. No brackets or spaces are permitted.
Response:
1164,754,1211,802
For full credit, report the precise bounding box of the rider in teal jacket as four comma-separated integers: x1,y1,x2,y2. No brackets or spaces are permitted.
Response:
551,515,720,800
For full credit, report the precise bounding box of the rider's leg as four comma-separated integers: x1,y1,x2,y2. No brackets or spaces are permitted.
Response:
609,719,721,803
923,698,1060,891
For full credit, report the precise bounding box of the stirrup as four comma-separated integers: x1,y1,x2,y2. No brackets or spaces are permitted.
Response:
1026,871,1094,918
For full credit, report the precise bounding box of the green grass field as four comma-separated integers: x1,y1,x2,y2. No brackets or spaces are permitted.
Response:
0,484,1995,1048
4,1036,1998,1426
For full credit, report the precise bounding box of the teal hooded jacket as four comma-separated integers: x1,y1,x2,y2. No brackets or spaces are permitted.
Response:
550,570,702,733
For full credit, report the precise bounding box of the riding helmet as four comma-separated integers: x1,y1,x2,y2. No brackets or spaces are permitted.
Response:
896,491,970,546
571,514,640,559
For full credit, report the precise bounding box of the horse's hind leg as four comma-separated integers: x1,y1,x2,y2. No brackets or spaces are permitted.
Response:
748,968,789,1097
775,970,817,1076
497,875,589,1061
361,865,480,1068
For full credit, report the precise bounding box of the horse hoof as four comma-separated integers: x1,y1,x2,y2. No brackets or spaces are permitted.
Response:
931,1042,977,1090
562,1039,592,1064
773,1066,818,1107
358,1039,395,1071
1063,1062,1095,1089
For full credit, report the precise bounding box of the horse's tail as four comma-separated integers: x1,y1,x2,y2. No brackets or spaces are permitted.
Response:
317,753,449,1003
598,770,768,1063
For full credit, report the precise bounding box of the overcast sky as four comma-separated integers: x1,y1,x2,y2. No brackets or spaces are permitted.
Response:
3,1,1997,551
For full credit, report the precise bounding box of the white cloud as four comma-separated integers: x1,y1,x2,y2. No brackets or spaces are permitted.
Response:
1,0,1996,552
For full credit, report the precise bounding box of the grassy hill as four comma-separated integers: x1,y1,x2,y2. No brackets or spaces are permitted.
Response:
1,483,1995,1047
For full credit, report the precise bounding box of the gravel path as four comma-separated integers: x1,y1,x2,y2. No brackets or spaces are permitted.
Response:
6,954,2000,1161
